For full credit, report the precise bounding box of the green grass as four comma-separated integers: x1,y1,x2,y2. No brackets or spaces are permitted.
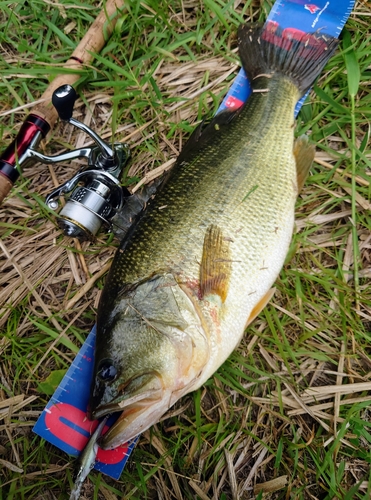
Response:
1,0,371,499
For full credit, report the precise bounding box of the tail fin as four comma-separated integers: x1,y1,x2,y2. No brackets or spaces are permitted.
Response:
238,23,338,96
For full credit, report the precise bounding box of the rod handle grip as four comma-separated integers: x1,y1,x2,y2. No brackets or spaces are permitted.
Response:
0,174,13,204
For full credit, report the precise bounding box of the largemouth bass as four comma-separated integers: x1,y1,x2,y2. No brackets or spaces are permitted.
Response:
89,24,338,449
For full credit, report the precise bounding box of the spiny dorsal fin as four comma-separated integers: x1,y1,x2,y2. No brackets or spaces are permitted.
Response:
293,135,315,192
200,225,232,303
111,178,164,242
177,109,240,165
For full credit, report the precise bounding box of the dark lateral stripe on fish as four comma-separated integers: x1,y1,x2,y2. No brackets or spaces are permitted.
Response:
238,23,338,96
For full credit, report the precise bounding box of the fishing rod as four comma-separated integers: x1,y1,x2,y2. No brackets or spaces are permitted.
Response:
0,0,130,240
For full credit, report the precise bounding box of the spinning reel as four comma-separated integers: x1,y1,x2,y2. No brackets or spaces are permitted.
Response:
21,84,130,240
47,85,131,240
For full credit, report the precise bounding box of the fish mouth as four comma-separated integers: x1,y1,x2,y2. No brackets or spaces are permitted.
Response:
88,370,163,418
89,372,168,449
91,385,160,419
96,395,170,450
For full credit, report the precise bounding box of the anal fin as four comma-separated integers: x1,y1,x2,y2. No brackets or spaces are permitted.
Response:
294,135,315,192
200,225,232,303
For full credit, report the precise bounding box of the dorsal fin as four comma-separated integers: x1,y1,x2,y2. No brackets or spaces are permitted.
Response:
177,108,241,164
111,178,164,241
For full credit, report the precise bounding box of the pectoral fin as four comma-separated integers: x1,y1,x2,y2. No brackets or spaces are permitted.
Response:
245,287,276,328
294,135,315,192
200,225,232,303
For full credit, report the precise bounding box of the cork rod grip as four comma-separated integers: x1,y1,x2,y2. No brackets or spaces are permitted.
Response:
0,176,13,204
33,0,125,126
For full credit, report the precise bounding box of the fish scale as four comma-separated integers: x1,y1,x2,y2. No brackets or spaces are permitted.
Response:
190,78,300,375
104,76,298,296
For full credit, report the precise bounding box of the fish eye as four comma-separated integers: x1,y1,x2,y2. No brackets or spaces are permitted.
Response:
97,359,118,382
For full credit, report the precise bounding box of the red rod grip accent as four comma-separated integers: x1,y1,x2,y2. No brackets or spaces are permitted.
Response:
0,114,50,183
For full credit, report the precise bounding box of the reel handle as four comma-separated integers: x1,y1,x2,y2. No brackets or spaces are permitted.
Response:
52,85,78,121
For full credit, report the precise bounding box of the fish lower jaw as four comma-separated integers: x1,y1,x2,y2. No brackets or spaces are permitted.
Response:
99,397,172,450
